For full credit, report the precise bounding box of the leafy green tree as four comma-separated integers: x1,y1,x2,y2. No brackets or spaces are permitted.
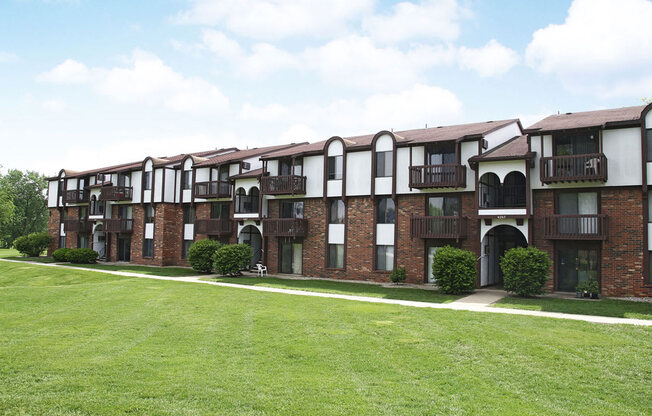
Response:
0,170,48,247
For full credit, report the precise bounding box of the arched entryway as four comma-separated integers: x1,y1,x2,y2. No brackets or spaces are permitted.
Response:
480,225,527,286
92,224,106,260
238,225,262,268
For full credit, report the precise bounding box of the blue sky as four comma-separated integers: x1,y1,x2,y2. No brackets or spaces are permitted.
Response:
1,0,651,175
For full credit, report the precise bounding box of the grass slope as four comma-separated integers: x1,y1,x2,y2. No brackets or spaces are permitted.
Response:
493,296,652,320
1,261,651,415
209,276,461,303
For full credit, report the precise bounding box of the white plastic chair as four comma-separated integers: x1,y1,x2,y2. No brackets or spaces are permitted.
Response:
256,263,268,277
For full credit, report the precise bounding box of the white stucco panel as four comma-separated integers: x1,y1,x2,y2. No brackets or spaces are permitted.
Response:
145,223,154,239
478,160,526,183
327,180,342,197
47,181,58,207
374,177,392,195
328,224,345,244
602,128,641,187
195,167,209,182
327,140,343,156
154,169,163,202
346,151,371,196
163,169,175,203
184,224,194,240
131,171,142,204
480,218,528,243
376,224,395,245
483,121,522,150
375,134,393,152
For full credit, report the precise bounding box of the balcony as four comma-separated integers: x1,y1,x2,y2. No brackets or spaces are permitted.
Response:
409,164,466,188
63,189,89,204
263,218,308,237
543,214,608,240
99,186,133,201
194,219,233,236
479,185,526,209
261,175,307,195
410,216,466,240
540,153,607,184
194,181,231,198
104,218,134,234
62,218,93,233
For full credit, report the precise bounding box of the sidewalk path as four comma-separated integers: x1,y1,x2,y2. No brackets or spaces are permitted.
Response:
2,259,651,327
452,288,508,306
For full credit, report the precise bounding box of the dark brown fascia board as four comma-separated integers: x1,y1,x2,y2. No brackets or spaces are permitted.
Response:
469,152,537,164
523,121,641,135
207,143,308,166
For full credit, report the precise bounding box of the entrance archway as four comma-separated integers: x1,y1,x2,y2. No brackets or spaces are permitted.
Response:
480,225,527,286
238,225,262,268
92,224,106,260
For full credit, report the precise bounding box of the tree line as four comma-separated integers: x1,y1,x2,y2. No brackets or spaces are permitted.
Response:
0,169,49,248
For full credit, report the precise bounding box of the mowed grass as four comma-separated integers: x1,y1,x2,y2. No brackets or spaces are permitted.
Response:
493,296,652,320
1,262,651,415
209,276,461,303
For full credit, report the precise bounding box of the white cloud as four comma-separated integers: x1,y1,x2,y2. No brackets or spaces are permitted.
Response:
458,39,519,77
279,124,320,143
525,0,652,97
37,51,229,114
362,0,470,43
174,0,374,40
0,52,19,63
239,102,292,122
41,99,67,112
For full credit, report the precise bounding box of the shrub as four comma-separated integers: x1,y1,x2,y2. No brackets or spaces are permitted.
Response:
586,278,599,295
188,239,222,273
52,247,73,262
390,267,407,283
213,244,252,276
13,232,52,257
501,246,551,297
67,248,98,264
432,246,476,294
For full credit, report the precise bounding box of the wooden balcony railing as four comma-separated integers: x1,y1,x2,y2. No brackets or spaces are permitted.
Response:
409,164,466,188
479,185,526,208
104,218,134,234
261,175,307,195
410,216,466,239
263,218,308,237
540,153,607,183
99,186,133,201
194,181,231,198
63,189,89,204
543,214,608,240
62,218,93,233
194,219,233,236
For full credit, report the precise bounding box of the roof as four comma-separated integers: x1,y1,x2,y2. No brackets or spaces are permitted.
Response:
195,143,306,167
525,105,646,133
230,168,263,180
262,119,519,159
470,135,534,162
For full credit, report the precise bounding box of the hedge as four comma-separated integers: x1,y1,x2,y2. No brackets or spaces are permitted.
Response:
188,239,223,273
13,232,52,257
212,244,252,276
432,246,476,294
500,246,551,297
52,247,73,262
67,248,99,264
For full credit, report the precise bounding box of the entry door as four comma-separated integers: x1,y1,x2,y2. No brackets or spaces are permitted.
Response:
426,246,439,283
556,243,599,292
117,237,131,262
280,241,302,274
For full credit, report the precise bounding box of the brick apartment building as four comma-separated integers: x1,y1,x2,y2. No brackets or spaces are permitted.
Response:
47,104,652,296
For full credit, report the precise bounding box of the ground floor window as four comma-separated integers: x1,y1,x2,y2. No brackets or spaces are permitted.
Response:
328,244,344,268
280,240,302,274
375,245,394,271
182,240,193,259
78,234,89,249
426,246,441,283
59,235,66,249
556,242,599,292
117,237,131,262
143,238,153,258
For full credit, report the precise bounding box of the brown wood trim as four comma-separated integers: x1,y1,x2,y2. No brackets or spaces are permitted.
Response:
641,104,652,283
323,137,345,202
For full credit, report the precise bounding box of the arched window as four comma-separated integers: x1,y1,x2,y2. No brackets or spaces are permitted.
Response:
377,198,395,224
235,187,259,214
329,199,345,224
248,187,260,213
90,195,103,216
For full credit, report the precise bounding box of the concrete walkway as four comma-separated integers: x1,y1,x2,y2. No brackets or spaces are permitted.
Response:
2,259,651,326
452,288,508,306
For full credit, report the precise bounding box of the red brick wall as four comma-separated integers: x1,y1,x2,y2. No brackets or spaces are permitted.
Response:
531,189,555,292
47,208,61,255
130,203,185,266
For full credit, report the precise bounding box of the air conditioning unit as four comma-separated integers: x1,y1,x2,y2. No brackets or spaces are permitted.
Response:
482,139,488,149
242,162,251,170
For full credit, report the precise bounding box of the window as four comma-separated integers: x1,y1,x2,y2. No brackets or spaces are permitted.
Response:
427,142,456,165
329,199,345,224
144,204,155,223
90,195,104,216
211,202,229,219
648,192,652,223
328,244,344,268
376,245,394,271
118,205,132,220
280,158,302,176
143,171,152,190
143,238,153,258
554,130,598,156
428,196,460,216
557,191,598,215
328,155,343,180
376,198,395,224
79,206,88,219
79,234,89,249
183,205,195,224
59,235,66,249
182,240,193,259
281,201,304,219
118,173,129,187
647,130,652,162
181,170,191,190
235,187,259,213
58,180,64,195
375,151,393,177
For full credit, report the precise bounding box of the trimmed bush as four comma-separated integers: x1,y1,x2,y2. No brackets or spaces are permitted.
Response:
67,248,98,264
188,239,222,273
52,247,73,262
390,267,407,283
501,246,551,297
213,244,252,276
13,232,52,257
432,246,476,294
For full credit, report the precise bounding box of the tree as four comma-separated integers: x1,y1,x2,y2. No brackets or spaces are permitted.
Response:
0,186,14,242
0,170,48,247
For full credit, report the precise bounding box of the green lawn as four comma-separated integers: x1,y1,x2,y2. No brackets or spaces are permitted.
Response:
1,261,651,415
208,276,461,303
493,296,652,320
